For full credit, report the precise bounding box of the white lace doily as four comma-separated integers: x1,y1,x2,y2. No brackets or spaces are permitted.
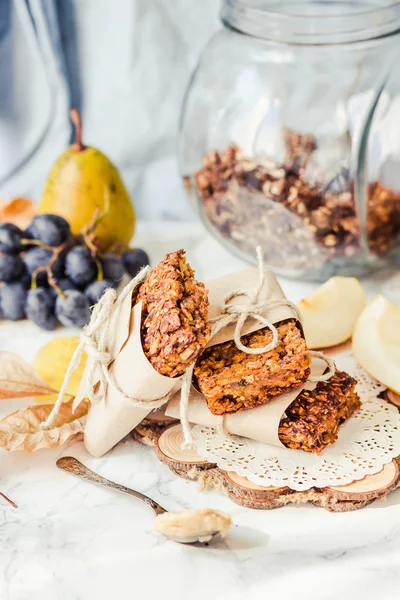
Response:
193,348,400,491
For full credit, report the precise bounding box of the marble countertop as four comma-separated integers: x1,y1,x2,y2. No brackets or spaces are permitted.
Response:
1,221,400,600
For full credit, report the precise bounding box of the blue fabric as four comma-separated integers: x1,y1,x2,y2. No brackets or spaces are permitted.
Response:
0,0,70,198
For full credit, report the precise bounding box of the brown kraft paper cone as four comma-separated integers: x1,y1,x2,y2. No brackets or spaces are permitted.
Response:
78,291,183,458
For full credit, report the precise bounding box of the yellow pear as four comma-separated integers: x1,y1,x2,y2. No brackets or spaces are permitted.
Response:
298,276,366,349
38,110,135,251
353,295,400,393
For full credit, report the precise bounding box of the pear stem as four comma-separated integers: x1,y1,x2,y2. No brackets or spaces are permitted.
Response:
70,109,85,151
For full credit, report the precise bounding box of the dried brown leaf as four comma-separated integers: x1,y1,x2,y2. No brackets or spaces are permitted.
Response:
0,352,56,399
0,399,88,452
0,197,35,229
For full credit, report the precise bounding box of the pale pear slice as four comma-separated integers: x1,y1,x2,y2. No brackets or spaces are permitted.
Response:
298,276,366,349
353,295,400,393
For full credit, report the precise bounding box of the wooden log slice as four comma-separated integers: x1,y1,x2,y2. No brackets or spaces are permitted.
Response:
132,421,172,447
322,460,400,503
222,471,292,501
228,492,291,510
154,424,215,474
150,428,400,512
310,495,374,512
385,390,400,410
144,409,179,425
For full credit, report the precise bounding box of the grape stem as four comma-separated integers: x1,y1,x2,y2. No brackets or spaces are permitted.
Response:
31,241,69,297
21,238,46,248
80,208,105,281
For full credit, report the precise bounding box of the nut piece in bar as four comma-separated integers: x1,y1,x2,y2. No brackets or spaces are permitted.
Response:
194,320,310,415
278,370,360,454
134,249,211,378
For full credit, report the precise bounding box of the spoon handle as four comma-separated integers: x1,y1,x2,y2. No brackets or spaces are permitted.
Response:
57,456,167,516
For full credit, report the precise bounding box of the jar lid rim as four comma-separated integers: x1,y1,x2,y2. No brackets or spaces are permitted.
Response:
222,0,400,44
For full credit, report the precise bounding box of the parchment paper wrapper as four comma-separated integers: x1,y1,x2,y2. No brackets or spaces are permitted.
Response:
165,266,310,447
205,268,299,347
77,266,301,457
166,357,326,447
76,290,182,457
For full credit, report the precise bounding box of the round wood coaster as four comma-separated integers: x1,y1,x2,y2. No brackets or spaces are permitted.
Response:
324,461,400,502
144,410,179,425
223,471,291,502
149,423,400,512
223,471,293,509
154,424,213,473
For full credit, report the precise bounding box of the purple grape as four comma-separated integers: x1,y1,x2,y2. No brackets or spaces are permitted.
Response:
0,223,23,254
122,248,150,277
84,279,113,305
55,290,91,328
20,271,32,289
101,253,124,287
0,253,25,282
29,214,71,247
48,277,78,299
26,288,58,330
65,246,98,287
22,247,64,286
0,282,27,320
57,277,78,293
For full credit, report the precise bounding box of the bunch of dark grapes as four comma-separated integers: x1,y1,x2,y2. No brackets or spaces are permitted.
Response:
0,214,149,331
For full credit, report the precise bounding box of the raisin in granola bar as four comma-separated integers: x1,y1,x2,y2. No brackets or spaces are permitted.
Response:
194,319,310,415
279,370,360,454
134,249,211,377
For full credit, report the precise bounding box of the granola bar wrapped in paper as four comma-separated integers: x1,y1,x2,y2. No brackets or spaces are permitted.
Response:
163,265,314,444
193,267,310,417
167,357,356,452
75,250,210,457
165,266,344,451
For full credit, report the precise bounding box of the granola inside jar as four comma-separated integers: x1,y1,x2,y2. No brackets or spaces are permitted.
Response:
179,0,400,280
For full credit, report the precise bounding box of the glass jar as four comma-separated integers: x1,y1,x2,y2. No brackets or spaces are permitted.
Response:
179,0,400,280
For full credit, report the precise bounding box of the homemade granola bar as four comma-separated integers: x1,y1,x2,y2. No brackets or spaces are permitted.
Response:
134,249,211,377
194,319,310,415
279,370,360,454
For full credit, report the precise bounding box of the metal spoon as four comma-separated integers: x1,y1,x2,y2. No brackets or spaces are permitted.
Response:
56,456,222,544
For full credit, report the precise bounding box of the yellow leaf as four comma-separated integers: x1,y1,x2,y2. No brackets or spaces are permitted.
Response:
0,352,55,399
0,398,88,452
32,337,87,403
